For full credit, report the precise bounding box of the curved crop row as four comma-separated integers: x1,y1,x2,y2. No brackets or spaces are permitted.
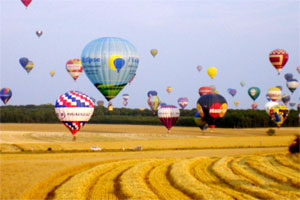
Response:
273,154,300,171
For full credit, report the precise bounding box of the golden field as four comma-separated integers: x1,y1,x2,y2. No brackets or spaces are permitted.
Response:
0,123,299,200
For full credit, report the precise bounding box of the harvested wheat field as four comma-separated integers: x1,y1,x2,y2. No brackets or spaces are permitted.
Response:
0,123,299,200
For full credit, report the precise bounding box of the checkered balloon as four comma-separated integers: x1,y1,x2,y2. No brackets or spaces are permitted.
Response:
55,91,94,135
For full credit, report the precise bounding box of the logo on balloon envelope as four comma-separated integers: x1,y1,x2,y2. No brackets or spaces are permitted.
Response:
209,103,227,118
109,55,125,73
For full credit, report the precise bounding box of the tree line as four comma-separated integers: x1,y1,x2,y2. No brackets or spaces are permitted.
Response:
0,104,298,128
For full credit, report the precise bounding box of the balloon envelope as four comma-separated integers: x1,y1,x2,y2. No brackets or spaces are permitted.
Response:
166,87,172,94
248,87,260,101
284,73,293,81
148,95,161,112
196,94,227,128
66,59,83,81
264,101,279,115
36,30,43,37
178,97,189,109
286,79,299,93
150,49,158,57
122,93,129,101
269,49,288,74
234,100,239,107
194,112,207,130
199,86,212,96
50,70,55,77
197,65,203,72
267,88,281,102
21,0,32,7
269,104,289,128
24,61,34,73
297,66,300,74
240,81,245,87
158,105,180,131
55,91,94,135
251,102,258,110
228,88,237,97
81,37,139,102
281,94,290,105
0,88,12,104
147,90,158,97
19,57,29,68
207,67,217,79
289,102,296,108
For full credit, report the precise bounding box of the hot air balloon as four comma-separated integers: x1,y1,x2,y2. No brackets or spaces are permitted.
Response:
160,102,167,107
36,30,43,38
284,73,293,81
122,93,129,101
194,112,208,131
97,100,104,106
269,49,288,74
234,100,240,107
281,94,291,105
23,61,34,73
81,37,139,109
240,81,245,87
150,49,158,57
267,88,281,102
289,102,296,108
265,101,279,115
147,90,158,98
0,88,12,104
19,57,29,68
266,94,272,102
55,91,94,141
21,0,32,8
227,88,237,97
199,86,212,96
297,66,300,74
196,93,227,128
158,105,180,133
66,59,83,81
178,97,189,109
269,104,289,128
123,100,128,106
248,87,260,101
207,67,217,79
197,65,203,72
275,85,282,91
148,95,161,114
166,86,172,94
49,70,55,77
251,102,258,110
210,85,217,93
286,79,299,93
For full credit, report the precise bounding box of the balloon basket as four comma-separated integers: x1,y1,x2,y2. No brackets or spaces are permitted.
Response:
72,135,76,141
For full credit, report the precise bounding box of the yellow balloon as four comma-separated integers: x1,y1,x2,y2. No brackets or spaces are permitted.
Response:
49,70,55,77
207,67,218,79
108,55,122,71
150,49,158,57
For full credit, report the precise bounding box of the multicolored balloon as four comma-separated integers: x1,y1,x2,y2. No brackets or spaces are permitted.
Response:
286,79,299,93
251,102,258,110
199,86,212,96
194,112,207,131
21,0,32,8
19,57,34,73
281,94,291,105
148,95,161,114
177,97,189,109
207,67,217,79
197,65,203,72
150,49,158,57
269,49,288,74
49,70,55,77
36,30,43,38
81,37,139,104
122,94,129,101
240,81,245,87
267,88,281,102
147,90,158,97
0,88,12,104
284,73,293,81
196,94,227,128
227,88,237,97
269,104,289,128
158,105,180,132
266,94,272,101
55,91,94,140
248,87,260,101
166,86,172,94
66,59,83,81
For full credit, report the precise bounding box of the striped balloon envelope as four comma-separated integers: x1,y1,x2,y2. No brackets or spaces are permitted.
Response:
198,86,212,96
158,105,180,133
177,97,189,109
269,49,288,75
66,59,83,81
55,91,94,140
0,88,12,104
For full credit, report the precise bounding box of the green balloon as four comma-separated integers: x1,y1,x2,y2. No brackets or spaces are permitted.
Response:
248,87,260,101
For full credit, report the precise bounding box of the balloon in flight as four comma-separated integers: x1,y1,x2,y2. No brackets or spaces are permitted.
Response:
199,86,212,96
166,86,172,94
289,102,296,108
36,30,43,38
148,95,161,114
150,49,158,57
248,87,260,101
0,88,12,104
197,65,203,72
234,100,240,107
122,93,129,101
207,67,217,79
284,73,293,81
66,59,83,81
49,70,55,77
240,81,245,87
281,94,290,105
267,88,281,102
147,90,158,97
286,79,299,93
297,66,300,74
227,88,237,97
21,0,32,8
81,37,139,106
177,97,189,109
251,102,258,110
269,49,288,74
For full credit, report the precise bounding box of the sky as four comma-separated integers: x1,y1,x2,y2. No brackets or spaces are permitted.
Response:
1,0,299,110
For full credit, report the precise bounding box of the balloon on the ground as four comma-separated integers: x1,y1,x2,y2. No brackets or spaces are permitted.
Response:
194,112,207,131
284,73,293,81
122,94,129,101
199,86,212,96
97,100,104,106
251,102,258,110
148,95,161,113
248,87,260,101
49,70,55,77
66,59,83,81
197,65,203,72
269,49,288,74
289,102,296,108
269,104,289,128
196,93,227,128
281,94,290,105
240,81,245,87
21,0,32,8
286,79,299,93
264,101,279,114
150,49,158,57
267,87,281,102
166,86,172,94
0,88,12,104
147,90,158,97
81,37,139,104
36,30,43,38
207,67,217,79
158,105,180,132
178,97,189,109
227,88,237,97
234,100,239,107
55,91,94,137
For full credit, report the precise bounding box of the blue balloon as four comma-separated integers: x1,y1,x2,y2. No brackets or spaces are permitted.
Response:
147,90,158,97
19,57,29,68
284,73,293,81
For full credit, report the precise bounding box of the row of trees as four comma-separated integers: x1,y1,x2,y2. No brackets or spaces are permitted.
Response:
0,104,298,128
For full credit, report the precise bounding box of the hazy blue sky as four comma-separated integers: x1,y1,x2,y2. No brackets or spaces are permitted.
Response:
1,0,299,110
